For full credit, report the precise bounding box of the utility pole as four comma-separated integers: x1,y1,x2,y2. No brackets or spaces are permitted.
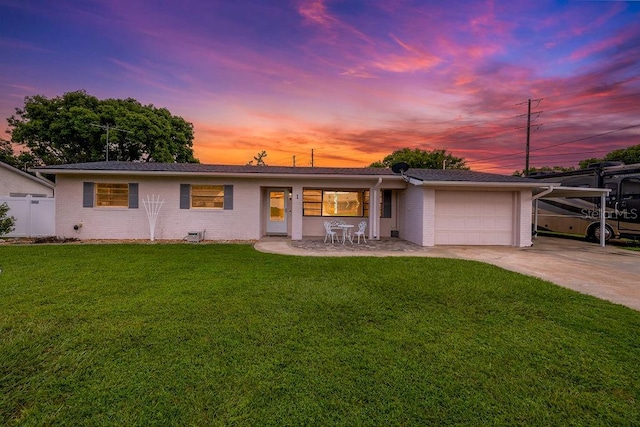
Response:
90,123,130,161
525,99,531,176
517,99,543,176
311,149,314,167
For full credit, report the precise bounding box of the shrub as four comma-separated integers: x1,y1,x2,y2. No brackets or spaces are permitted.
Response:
0,203,16,236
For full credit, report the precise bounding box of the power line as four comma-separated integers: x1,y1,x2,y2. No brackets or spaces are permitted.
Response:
529,123,640,153
522,75,640,103
471,122,640,165
539,91,640,114
538,105,640,128
471,147,630,172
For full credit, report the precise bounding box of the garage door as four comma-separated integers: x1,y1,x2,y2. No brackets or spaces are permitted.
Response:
435,191,514,245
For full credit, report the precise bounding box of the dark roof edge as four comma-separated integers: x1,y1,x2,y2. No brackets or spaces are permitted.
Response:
32,161,545,184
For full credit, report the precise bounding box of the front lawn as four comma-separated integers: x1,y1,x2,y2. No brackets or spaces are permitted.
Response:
1,244,638,425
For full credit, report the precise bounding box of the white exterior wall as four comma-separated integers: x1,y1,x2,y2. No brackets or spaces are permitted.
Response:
516,189,533,247
401,185,433,246
54,174,401,241
55,175,261,241
0,164,54,197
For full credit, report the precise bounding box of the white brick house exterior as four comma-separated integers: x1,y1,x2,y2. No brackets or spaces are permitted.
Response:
35,162,545,247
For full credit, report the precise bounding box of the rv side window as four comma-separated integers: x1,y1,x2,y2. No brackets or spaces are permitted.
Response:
621,178,640,199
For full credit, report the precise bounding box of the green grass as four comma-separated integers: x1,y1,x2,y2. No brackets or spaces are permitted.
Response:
1,244,639,425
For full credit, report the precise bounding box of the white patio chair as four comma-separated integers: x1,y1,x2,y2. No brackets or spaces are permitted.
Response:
324,221,338,243
353,220,367,244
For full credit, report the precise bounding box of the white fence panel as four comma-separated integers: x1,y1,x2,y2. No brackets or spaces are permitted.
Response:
0,196,55,237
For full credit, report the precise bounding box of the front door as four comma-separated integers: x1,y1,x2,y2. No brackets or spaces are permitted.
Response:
266,189,288,235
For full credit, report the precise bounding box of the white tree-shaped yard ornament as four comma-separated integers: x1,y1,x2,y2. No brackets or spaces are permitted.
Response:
142,194,164,241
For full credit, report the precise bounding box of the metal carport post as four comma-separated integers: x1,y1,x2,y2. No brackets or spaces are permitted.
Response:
533,186,611,248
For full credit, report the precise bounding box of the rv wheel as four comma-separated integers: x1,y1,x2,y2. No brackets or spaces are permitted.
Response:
591,224,614,242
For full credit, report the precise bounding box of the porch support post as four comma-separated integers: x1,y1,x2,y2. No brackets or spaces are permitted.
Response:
291,184,303,240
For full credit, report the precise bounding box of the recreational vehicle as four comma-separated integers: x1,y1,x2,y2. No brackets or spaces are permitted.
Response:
530,162,640,241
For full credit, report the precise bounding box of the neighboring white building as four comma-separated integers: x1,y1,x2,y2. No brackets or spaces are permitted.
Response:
1,161,55,197
1,161,56,237
34,161,548,247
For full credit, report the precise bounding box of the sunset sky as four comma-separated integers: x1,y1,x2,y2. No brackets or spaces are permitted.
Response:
1,0,639,173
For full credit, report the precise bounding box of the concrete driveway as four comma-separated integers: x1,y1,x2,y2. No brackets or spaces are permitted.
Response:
255,236,640,311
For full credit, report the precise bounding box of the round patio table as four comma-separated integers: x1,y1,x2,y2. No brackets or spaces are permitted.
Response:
337,224,354,244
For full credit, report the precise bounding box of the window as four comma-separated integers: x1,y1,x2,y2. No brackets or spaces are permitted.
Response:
604,183,618,200
180,184,233,210
621,178,640,199
303,189,369,217
303,189,322,216
96,183,129,207
191,185,224,209
83,182,138,209
381,189,392,218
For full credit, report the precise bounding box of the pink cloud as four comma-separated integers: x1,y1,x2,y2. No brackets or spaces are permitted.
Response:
295,0,373,43
570,25,640,62
369,34,442,73
297,0,335,27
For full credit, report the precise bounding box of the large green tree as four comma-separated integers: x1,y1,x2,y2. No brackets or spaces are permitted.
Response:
578,144,640,169
370,147,468,169
6,90,198,165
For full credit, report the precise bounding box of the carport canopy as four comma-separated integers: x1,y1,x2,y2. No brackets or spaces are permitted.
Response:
533,185,611,247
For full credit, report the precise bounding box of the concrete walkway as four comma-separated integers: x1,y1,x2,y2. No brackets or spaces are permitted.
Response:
255,236,640,311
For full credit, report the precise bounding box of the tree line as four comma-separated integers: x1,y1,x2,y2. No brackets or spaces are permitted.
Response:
512,144,640,176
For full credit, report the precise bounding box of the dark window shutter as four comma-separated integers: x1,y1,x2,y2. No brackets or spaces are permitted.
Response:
128,183,139,209
83,182,94,208
224,185,233,210
382,190,392,218
180,184,190,209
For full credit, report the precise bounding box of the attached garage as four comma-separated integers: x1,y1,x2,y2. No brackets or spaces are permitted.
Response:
396,168,544,247
435,191,514,245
